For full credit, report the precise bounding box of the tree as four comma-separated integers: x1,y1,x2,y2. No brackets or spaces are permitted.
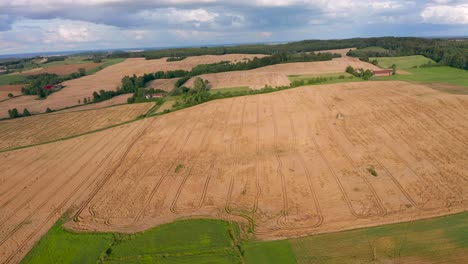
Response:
7,93,13,98
46,108,53,113
78,99,81,104
8,108,20,118
78,68,86,76
84,98,88,104
23,108,31,116
391,64,397,75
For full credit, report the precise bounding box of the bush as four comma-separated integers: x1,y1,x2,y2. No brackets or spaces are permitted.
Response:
7,93,13,98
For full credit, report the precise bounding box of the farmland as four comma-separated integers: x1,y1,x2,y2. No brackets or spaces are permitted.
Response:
370,55,435,69
184,55,380,89
0,85,23,101
0,103,153,151
1,80,467,263
0,54,264,118
373,66,468,87
19,63,102,76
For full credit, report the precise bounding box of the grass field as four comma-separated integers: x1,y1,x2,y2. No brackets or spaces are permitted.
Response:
21,219,243,264
209,86,250,94
290,212,468,263
21,212,468,263
0,74,28,85
289,72,364,85
371,55,435,69
373,66,468,86
86,58,126,75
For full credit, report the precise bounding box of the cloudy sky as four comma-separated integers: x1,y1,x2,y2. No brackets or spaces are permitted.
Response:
0,0,467,55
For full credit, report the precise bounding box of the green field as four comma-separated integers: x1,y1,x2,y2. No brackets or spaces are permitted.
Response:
371,55,435,68
0,74,28,85
86,58,126,75
290,212,468,264
289,72,364,86
22,212,468,264
373,66,468,87
22,219,243,264
209,86,250,94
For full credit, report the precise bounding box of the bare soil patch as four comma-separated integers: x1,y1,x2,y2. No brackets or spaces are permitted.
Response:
1,81,466,263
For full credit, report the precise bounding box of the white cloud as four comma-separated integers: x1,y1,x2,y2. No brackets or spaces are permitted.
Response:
421,4,468,24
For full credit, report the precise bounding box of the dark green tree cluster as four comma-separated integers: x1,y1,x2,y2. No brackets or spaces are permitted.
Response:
44,56,67,63
346,66,374,80
7,108,31,119
21,68,87,98
166,56,187,62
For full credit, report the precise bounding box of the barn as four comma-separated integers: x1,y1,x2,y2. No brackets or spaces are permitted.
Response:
373,69,393,76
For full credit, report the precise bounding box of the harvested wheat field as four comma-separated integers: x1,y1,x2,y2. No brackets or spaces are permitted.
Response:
185,56,381,89
19,63,102,76
58,93,134,113
1,81,467,263
0,102,153,151
0,54,264,118
146,78,181,92
0,85,23,101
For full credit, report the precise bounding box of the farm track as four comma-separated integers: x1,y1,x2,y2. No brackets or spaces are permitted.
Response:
1,81,467,262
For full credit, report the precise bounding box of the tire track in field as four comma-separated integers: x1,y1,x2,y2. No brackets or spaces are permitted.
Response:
101,117,173,227
0,127,126,253
313,89,387,216
318,87,422,211
268,95,289,228
355,86,457,206
71,121,150,222
346,86,450,208
133,106,209,223
1,128,134,264
195,99,235,210
0,138,92,223
0,143,74,195
296,88,369,218
169,103,221,213
280,91,324,228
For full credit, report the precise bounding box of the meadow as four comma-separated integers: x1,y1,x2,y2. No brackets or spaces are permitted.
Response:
370,55,435,68
373,66,468,87
21,212,468,263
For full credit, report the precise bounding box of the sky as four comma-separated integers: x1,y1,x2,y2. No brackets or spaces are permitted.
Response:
0,0,467,55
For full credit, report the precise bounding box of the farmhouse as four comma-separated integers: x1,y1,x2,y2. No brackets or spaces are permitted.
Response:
373,69,393,76
145,93,165,99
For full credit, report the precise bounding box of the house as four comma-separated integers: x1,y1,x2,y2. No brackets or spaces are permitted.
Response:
145,93,165,99
373,69,393,76
44,84,64,91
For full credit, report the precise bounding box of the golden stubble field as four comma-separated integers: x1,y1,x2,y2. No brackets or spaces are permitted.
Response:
184,56,381,89
0,103,153,151
0,54,265,118
0,81,467,263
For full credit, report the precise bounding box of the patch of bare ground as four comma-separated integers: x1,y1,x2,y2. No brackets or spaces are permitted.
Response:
1,81,467,263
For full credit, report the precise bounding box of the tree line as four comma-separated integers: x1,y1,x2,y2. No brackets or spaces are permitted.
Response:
21,68,86,98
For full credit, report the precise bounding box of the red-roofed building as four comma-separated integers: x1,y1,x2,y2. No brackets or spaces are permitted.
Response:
373,69,393,76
